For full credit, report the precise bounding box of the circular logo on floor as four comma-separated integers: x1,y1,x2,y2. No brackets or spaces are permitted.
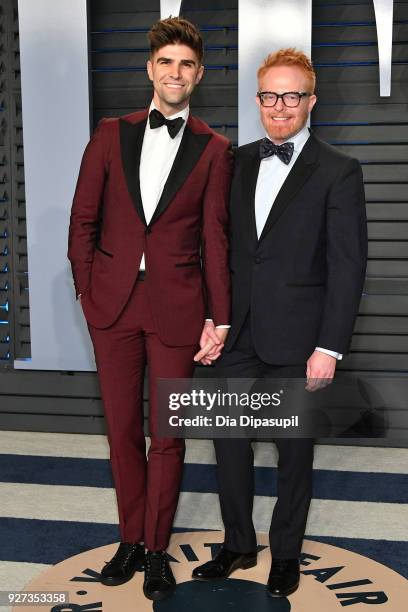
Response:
17,531,406,611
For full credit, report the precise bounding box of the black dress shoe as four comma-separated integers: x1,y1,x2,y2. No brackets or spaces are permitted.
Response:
143,551,176,601
100,542,145,586
192,546,257,581
267,558,300,597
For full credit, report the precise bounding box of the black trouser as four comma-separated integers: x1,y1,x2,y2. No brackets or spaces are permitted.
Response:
214,315,314,558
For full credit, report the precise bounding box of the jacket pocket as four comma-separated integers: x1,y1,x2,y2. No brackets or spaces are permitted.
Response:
175,261,200,268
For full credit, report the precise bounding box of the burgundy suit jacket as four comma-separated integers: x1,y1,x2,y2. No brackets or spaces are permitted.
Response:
67,109,232,346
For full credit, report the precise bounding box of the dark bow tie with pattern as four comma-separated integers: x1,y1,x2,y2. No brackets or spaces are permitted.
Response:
149,108,185,139
259,138,294,164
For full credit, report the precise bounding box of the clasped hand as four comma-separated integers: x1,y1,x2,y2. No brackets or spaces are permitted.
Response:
194,321,229,366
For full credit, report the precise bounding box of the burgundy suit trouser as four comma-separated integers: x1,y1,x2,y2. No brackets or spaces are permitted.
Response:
87,278,197,551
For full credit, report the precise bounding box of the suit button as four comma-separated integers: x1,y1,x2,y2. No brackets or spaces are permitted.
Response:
145,227,152,235
254,257,262,264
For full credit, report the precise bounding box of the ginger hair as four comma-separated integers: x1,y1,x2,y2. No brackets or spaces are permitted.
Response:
258,48,316,92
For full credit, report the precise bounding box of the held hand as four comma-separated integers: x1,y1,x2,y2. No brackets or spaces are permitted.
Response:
194,323,229,365
205,327,229,362
306,350,337,392
194,321,220,366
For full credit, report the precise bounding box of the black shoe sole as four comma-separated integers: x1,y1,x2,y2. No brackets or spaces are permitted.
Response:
267,581,299,598
192,557,257,581
100,564,145,587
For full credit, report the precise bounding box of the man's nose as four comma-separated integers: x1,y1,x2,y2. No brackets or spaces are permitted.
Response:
168,64,182,79
274,97,284,112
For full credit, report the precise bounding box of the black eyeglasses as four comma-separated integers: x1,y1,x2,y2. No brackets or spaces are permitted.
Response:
257,91,311,108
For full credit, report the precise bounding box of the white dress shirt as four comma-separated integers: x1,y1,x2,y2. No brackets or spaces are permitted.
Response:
139,101,189,270
255,126,342,360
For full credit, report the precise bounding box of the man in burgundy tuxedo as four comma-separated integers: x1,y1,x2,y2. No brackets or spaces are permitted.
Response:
68,17,231,601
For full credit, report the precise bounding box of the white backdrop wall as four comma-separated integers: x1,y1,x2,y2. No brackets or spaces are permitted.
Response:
15,0,94,370
238,0,312,145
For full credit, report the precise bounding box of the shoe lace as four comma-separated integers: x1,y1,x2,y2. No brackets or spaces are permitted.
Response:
146,553,170,581
106,543,140,567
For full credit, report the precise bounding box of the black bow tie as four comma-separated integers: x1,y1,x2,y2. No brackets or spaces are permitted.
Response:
149,109,185,139
259,138,294,164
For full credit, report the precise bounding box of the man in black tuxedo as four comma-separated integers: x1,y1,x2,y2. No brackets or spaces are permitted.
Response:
192,49,367,597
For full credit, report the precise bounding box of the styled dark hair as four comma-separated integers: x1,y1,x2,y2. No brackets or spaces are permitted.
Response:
148,17,203,64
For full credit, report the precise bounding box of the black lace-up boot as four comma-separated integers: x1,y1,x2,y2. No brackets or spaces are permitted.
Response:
143,551,176,601
100,542,145,586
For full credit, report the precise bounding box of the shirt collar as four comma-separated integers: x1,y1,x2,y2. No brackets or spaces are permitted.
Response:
149,101,189,122
265,125,310,152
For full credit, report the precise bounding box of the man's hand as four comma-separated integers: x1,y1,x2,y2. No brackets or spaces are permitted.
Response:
194,321,229,365
306,350,337,391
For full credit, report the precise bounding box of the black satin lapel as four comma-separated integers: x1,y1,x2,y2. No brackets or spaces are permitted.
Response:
119,118,147,226
258,140,319,243
149,125,211,225
248,153,262,246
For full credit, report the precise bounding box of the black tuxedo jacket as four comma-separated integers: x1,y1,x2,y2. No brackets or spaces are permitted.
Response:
225,131,367,364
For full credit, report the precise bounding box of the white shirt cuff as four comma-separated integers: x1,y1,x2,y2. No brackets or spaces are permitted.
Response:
315,347,343,360
205,319,230,329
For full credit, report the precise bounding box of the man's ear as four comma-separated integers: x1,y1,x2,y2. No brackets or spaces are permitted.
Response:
195,64,205,85
308,94,317,114
147,59,153,82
